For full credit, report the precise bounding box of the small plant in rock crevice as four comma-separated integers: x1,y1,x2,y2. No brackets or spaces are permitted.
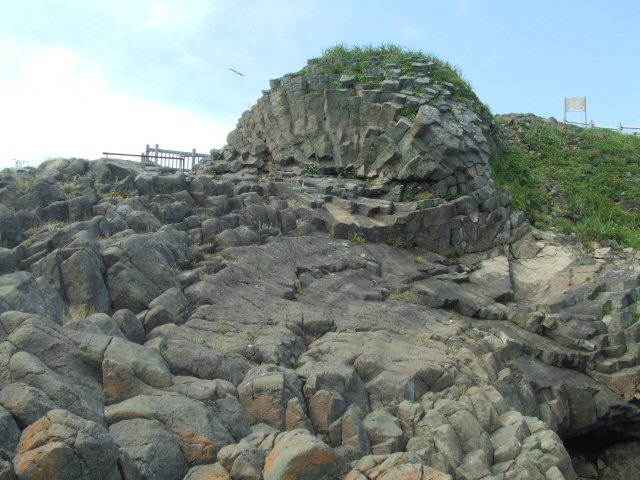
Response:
302,164,320,176
350,232,365,245
399,106,417,122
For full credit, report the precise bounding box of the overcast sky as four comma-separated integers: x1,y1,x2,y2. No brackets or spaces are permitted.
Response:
0,0,638,169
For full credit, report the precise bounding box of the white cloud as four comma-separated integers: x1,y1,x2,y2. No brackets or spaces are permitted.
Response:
0,41,232,169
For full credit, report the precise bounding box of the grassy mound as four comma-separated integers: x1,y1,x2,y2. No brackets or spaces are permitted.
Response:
492,115,640,249
300,43,489,120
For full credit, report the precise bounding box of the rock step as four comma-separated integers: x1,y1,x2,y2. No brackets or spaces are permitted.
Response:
327,196,396,219
594,343,640,373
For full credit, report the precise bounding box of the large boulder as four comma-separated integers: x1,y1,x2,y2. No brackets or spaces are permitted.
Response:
61,248,111,314
109,418,189,480
0,382,57,429
0,405,20,463
263,429,345,480
0,273,66,323
105,228,190,313
0,204,23,248
104,392,235,464
237,365,309,431
13,409,141,480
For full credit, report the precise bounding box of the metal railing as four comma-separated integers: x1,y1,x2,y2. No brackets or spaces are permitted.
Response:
565,120,640,134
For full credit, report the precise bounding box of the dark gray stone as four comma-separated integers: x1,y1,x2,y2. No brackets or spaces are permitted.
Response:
104,392,235,464
109,419,189,480
125,210,161,233
0,248,16,274
0,382,57,429
62,248,111,314
0,272,65,323
14,408,141,480
0,405,20,461
112,309,146,344
0,205,23,248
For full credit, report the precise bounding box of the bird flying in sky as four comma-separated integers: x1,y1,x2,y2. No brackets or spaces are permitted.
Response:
229,68,245,76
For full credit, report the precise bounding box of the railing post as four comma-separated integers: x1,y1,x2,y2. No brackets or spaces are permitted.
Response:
619,122,623,132
155,144,159,165
192,148,196,170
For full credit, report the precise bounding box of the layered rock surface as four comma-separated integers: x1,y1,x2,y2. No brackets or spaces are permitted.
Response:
0,155,639,480
194,54,521,257
1,54,639,480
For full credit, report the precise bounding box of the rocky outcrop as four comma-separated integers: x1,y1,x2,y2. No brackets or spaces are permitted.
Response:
13,409,140,480
222,59,493,200
1,52,640,479
196,55,515,256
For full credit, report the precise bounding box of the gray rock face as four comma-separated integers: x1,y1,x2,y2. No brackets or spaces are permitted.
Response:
0,273,66,323
0,382,57,429
0,405,20,463
2,83,640,478
13,408,141,480
237,365,308,431
263,429,345,480
104,392,235,464
112,309,146,344
150,336,248,385
110,418,189,480
106,227,190,313
61,248,111,313
0,204,23,248
225,67,492,199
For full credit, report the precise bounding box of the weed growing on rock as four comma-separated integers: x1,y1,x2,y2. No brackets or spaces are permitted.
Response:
389,238,406,248
399,106,417,122
388,289,419,303
63,304,98,322
401,190,413,202
414,191,432,201
301,44,490,120
61,182,77,198
110,187,124,203
446,189,456,202
302,164,320,176
350,232,365,245
338,167,355,179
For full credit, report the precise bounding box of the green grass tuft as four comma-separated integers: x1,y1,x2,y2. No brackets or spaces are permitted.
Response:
492,115,640,249
300,44,490,120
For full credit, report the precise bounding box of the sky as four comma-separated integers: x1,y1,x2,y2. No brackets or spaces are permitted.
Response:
0,0,638,169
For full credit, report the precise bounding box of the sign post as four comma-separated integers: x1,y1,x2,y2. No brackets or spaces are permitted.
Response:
564,97,587,125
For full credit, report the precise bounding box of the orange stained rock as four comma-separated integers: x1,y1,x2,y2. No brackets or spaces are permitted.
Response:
16,417,54,453
176,430,216,464
15,442,79,480
263,434,342,480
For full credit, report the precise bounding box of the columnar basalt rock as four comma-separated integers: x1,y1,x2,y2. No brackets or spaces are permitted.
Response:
197,51,518,255
2,51,640,479
224,59,493,200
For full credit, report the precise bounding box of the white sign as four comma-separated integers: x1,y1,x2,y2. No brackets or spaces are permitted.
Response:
565,97,586,112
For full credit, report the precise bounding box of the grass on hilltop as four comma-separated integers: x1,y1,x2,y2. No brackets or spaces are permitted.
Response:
300,43,490,120
492,115,640,249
